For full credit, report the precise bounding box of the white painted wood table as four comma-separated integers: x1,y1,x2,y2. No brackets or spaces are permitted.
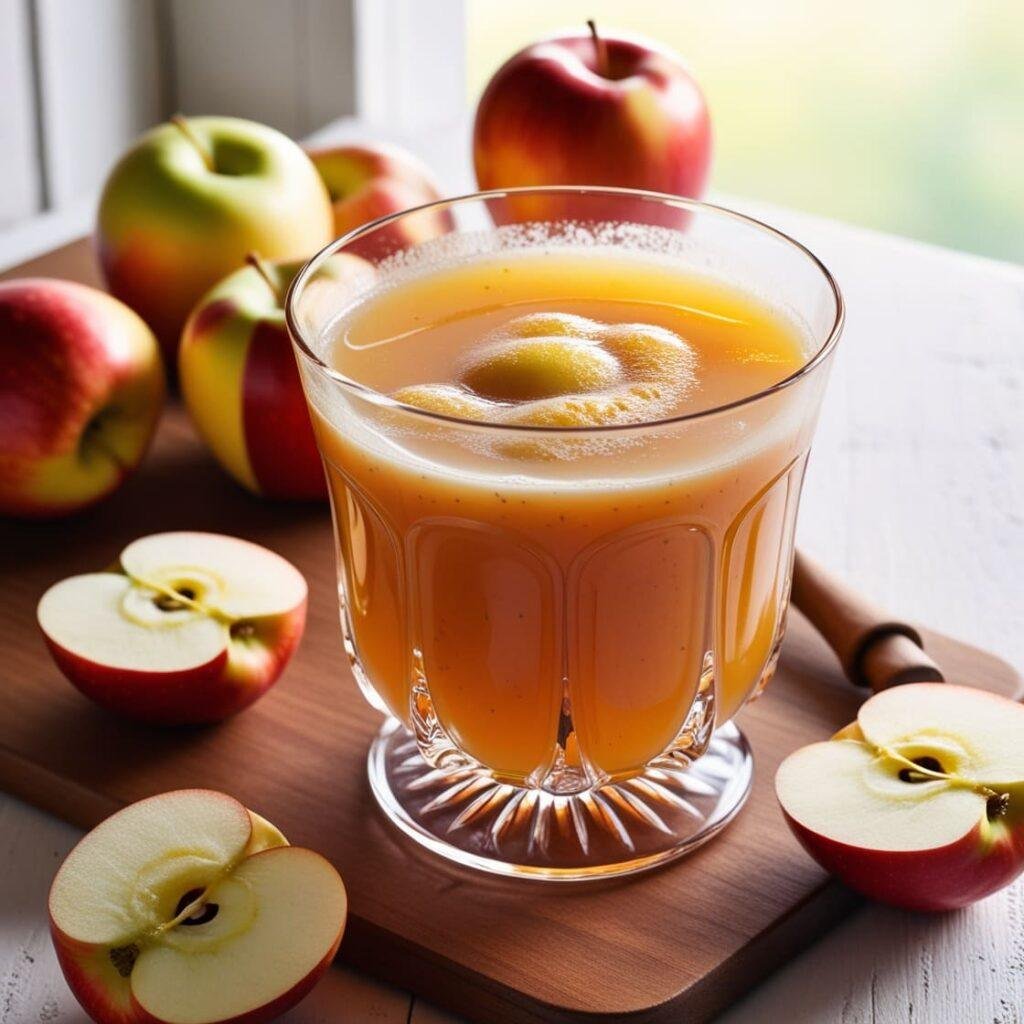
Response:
2,120,1022,1023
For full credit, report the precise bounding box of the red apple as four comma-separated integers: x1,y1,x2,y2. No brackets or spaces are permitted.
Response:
49,789,347,1024
306,141,453,252
38,531,307,724
776,683,1024,911
0,278,165,519
474,22,711,222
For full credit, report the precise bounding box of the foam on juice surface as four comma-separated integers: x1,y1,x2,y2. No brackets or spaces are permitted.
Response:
394,312,700,428
328,249,807,423
318,247,812,485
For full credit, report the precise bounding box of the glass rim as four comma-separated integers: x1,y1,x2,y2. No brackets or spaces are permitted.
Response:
285,185,845,435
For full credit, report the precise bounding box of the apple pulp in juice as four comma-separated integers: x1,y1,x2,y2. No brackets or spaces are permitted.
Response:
314,250,810,783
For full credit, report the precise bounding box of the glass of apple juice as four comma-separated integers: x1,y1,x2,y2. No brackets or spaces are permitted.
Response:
286,187,843,880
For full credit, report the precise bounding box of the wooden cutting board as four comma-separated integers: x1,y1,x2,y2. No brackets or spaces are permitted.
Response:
1,240,1020,1024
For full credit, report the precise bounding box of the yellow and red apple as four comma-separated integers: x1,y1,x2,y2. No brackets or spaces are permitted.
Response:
179,252,375,501
38,532,307,724
49,789,347,1024
0,278,165,519
306,142,453,251
777,683,1024,911
474,23,711,222
97,116,333,364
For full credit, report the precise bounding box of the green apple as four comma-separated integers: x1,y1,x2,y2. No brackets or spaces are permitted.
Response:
97,116,333,364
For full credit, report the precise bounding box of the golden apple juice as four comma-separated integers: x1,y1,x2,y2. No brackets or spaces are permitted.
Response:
311,249,814,784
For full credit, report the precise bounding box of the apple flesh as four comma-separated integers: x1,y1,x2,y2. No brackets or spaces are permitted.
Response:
306,142,453,250
38,532,307,724
49,789,347,1024
98,116,333,364
473,24,711,221
0,278,165,519
776,683,1024,911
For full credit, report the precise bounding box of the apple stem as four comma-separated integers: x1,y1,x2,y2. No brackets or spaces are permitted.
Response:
80,414,127,471
155,887,213,935
587,19,610,78
245,252,283,303
170,115,214,172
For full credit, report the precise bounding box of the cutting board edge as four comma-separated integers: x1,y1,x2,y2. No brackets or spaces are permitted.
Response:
0,743,122,829
342,877,863,1023
916,624,1023,699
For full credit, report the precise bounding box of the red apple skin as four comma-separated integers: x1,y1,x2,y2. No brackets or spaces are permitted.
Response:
474,31,711,223
44,601,307,725
782,808,1024,912
242,317,325,499
0,278,164,519
306,143,453,253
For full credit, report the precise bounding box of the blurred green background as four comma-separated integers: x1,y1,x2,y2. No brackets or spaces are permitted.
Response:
466,0,1023,263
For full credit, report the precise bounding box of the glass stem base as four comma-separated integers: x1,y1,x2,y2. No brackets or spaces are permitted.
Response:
367,719,753,881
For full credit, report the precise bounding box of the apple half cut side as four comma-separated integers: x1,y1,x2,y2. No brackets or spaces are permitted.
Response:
38,531,307,725
49,789,347,1024
777,683,1024,911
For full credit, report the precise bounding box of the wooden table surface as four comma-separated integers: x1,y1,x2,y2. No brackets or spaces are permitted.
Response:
2,117,1022,1023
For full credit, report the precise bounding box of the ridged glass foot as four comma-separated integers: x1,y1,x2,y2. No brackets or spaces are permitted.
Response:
367,719,753,881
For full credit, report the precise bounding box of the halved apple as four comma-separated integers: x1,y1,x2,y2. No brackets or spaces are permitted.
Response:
38,532,307,724
50,789,347,1024
776,683,1024,911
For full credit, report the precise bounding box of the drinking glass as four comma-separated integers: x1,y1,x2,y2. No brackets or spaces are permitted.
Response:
287,188,843,880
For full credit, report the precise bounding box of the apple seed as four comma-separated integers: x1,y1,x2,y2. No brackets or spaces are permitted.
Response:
174,888,220,927
108,943,139,978
987,792,1011,820
153,587,197,612
897,755,944,783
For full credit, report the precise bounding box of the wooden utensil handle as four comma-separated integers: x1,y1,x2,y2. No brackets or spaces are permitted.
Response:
789,550,944,693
